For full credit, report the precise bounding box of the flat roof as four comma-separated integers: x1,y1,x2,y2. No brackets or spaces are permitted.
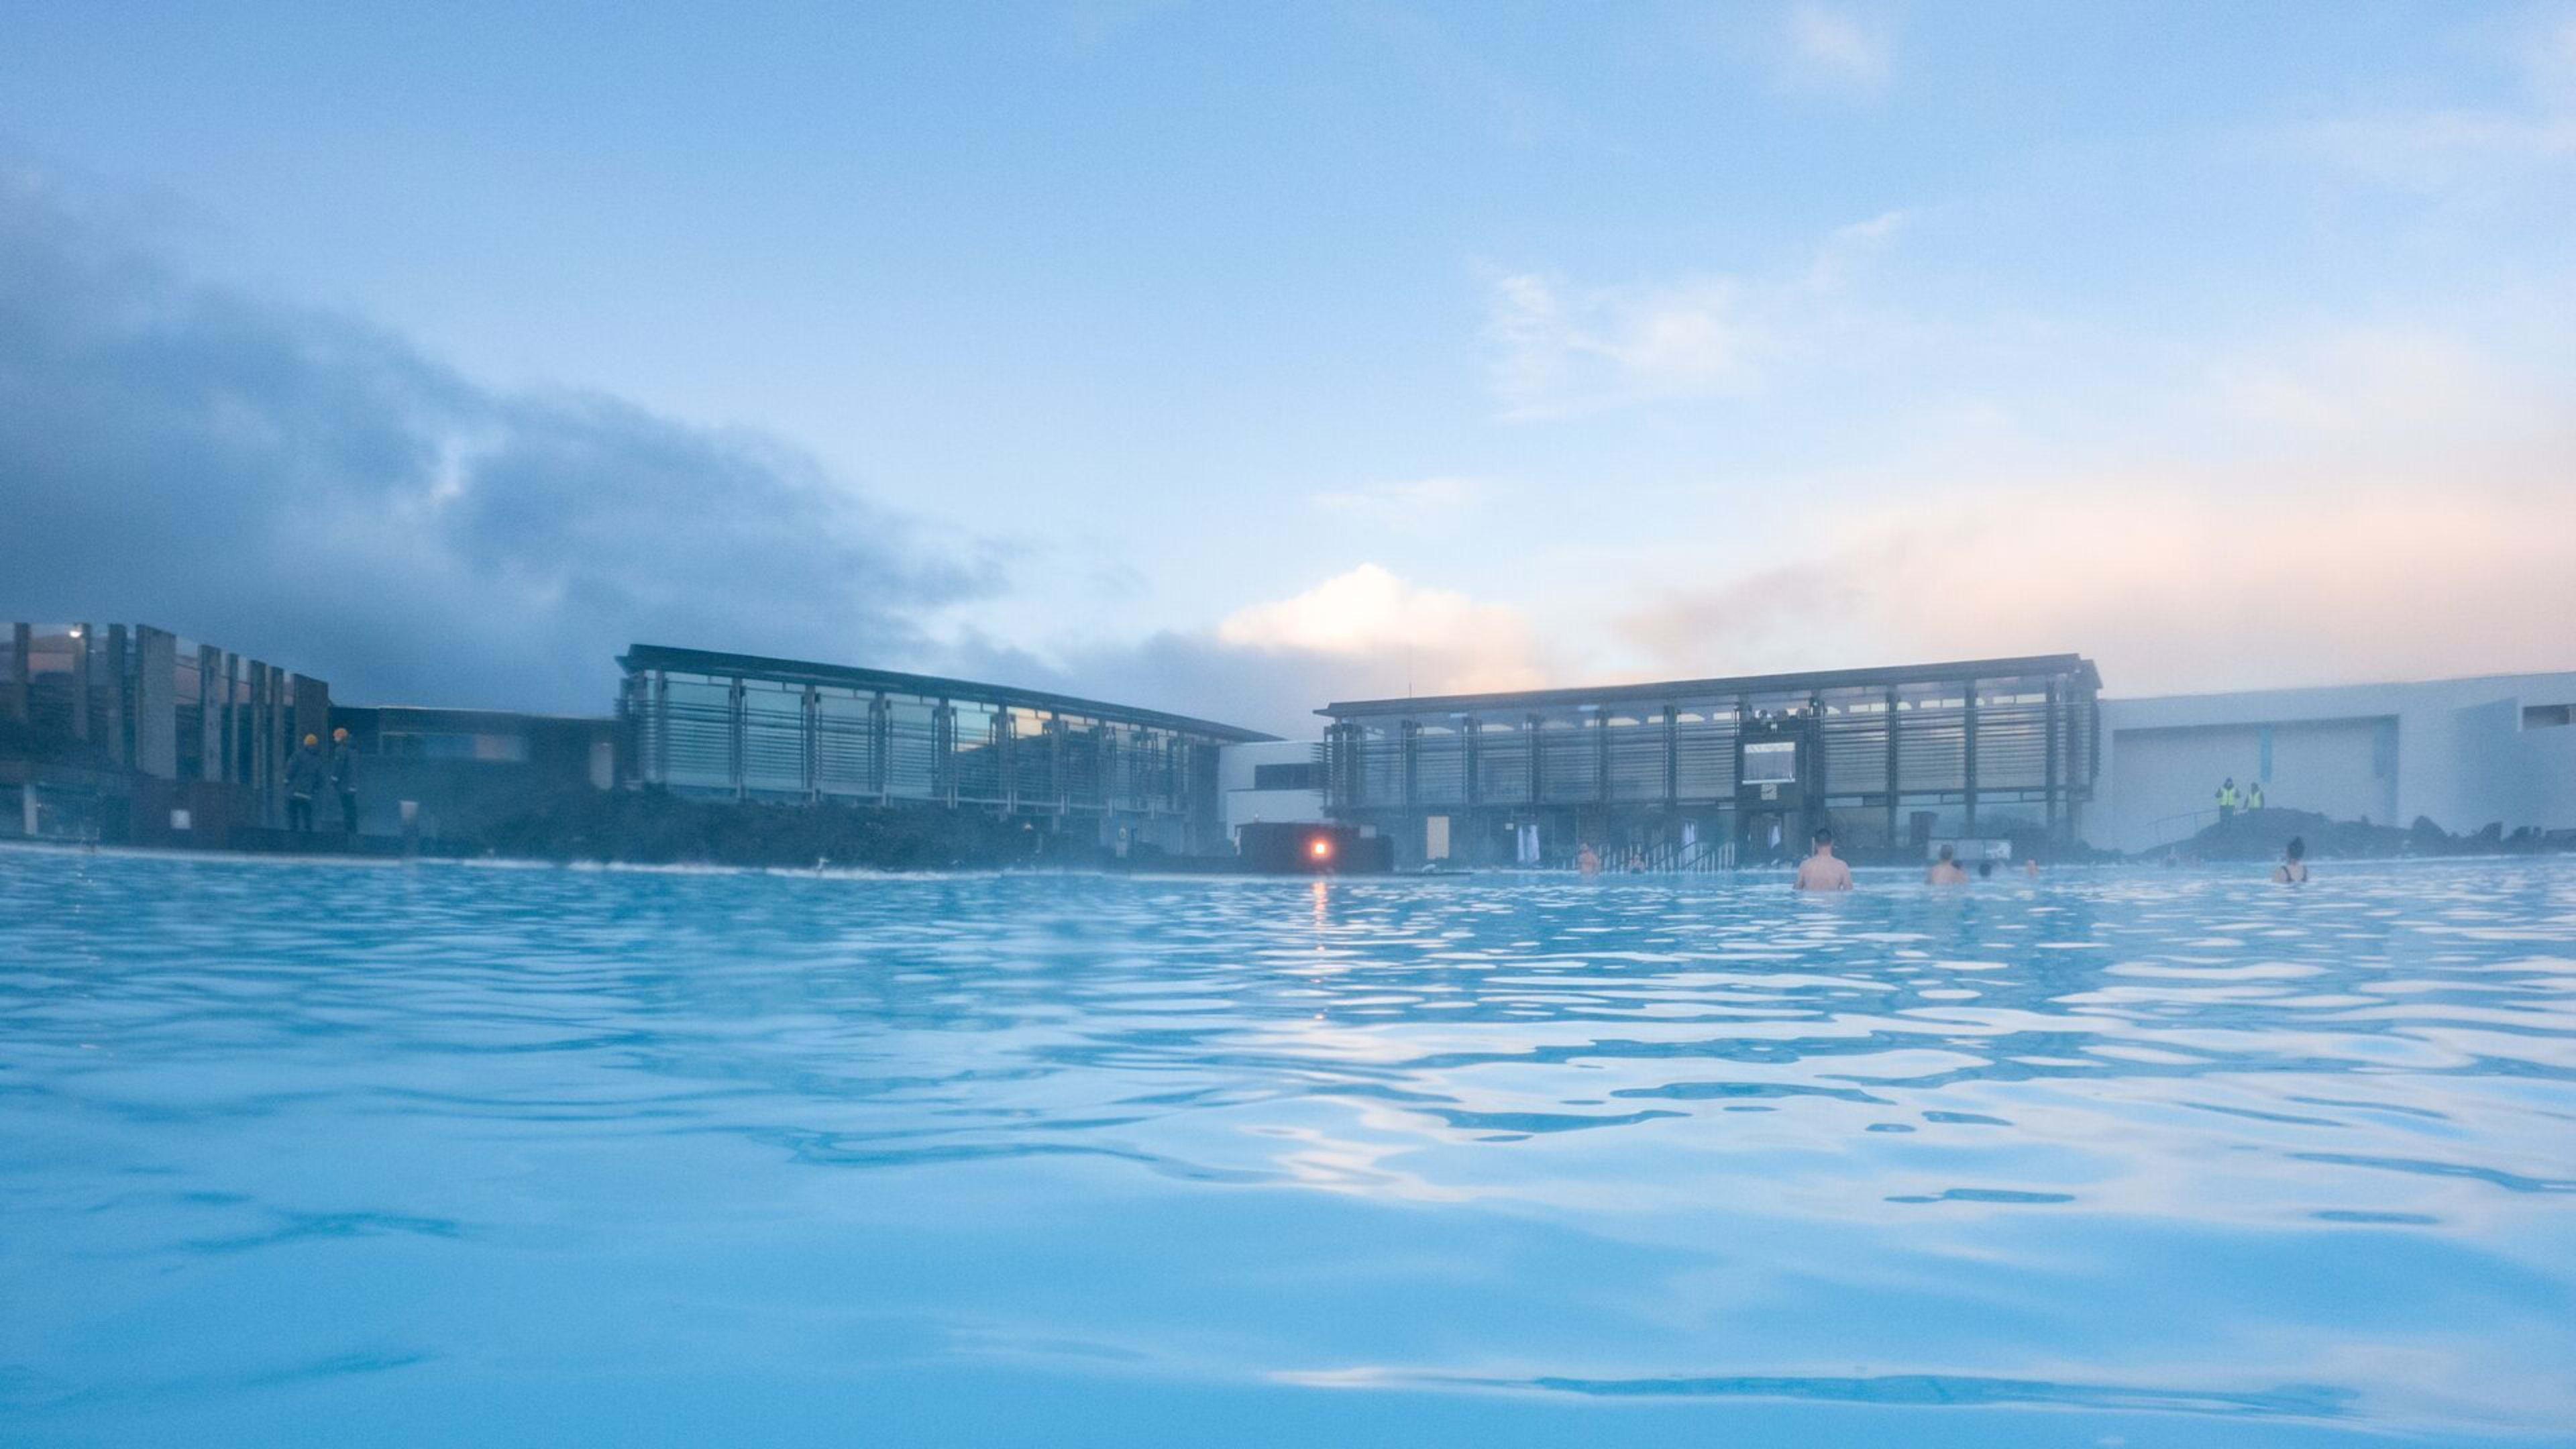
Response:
1320,653,2102,717
619,643,1277,743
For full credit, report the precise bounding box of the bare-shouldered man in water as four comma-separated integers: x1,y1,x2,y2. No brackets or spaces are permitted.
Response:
1794,827,1853,892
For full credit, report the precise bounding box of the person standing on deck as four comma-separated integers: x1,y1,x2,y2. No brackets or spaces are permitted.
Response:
284,735,325,834
328,727,360,836
2216,777,2239,824
1794,828,1853,891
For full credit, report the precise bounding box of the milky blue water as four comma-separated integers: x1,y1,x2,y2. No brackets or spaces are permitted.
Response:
5,848,2574,1446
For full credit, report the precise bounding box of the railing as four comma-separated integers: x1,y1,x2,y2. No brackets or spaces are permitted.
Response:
2149,806,2218,843
1540,838,1735,873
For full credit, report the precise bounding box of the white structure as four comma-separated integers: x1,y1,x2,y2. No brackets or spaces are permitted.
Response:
1217,739,1326,846
2089,671,2576,853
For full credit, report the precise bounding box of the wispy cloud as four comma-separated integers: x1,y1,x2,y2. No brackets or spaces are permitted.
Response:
1309,476,1488,535
1609,319,2576,695
1481,270,1757,418
2299,11,2576,185
1616,458,2576,696
1480,211,1911,419
1778,3,1894,95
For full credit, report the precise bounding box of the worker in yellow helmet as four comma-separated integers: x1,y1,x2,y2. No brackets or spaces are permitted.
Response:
328,727,360,836
285,733,325,833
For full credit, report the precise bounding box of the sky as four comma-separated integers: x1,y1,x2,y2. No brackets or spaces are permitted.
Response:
3,1,2573,735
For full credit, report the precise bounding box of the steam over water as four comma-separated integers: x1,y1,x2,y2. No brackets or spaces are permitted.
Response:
5,849,2573,1446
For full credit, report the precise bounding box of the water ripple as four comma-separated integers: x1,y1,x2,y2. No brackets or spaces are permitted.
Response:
5,849,2575,1444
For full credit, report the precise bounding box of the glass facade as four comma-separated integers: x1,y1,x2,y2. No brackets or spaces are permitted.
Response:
616,645,1265,855
1320,655,2100,869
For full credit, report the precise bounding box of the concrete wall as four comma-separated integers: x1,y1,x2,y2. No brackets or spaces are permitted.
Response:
2102,716,2395,849
133,627,178,779
2092,671,2576,852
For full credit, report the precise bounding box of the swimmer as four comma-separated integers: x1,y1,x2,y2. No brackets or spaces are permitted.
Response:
2273,836,2309,884
1794,826,1853,891
1926,843,1968,886
2024,858,2039,877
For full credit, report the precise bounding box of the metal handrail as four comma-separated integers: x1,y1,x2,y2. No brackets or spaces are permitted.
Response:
2151,806,2220,840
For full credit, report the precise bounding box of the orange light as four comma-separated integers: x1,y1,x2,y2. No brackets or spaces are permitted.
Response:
1309,837,1332,861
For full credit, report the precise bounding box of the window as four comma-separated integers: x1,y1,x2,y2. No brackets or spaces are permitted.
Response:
379,731,530,763
1743,739,1797,784
2525,704,2574,730
1252,761,1322,791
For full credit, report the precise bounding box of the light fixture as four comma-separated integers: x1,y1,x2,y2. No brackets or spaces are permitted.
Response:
1309,837,1333,861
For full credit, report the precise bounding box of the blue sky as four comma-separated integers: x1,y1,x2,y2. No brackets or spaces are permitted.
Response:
3,2,2572,730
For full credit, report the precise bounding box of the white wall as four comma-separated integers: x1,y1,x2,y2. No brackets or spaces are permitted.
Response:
1218,739,1324,841
2090,671,2576,852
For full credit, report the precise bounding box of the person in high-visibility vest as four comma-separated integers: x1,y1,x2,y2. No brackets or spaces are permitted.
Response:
2247,780,2265,812
2216,777,2239,824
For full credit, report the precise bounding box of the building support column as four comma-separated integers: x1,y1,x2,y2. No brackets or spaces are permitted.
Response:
5,623,30,724
2043,678,2062,842
104,625,131,767
1962,678,1979,834
1884,687,1901,849
68,623,92,743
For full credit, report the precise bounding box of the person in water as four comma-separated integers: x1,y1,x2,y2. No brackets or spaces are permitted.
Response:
2274,836,2310,884
1576,843,1600,877
1794,826,1852,891
1925,843,1969,886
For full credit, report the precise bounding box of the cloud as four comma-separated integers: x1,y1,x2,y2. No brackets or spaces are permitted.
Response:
1615,442,2576,698
1218,564,1546,693
1779,4,1894,93
920,564,1548,737
1309,476,1487,535
0,169,991,714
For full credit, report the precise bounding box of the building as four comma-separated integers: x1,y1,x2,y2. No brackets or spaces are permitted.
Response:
2090,671,2576,854
616,643,1272,857
1318,655,2103,869
3,621,330,846
1218,739,1328,847
324,705,619,841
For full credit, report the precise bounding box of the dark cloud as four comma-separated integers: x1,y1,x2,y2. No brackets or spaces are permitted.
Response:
0,171,990,712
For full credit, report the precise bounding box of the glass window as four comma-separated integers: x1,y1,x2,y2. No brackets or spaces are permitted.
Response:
1743,739,1797,784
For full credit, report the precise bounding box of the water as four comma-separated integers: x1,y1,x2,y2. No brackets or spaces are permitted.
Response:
4,848,2573,1447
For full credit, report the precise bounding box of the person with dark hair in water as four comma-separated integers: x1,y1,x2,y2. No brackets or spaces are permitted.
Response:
1926,843,1968,886
2274,837,2309,884
1794,827,1852,891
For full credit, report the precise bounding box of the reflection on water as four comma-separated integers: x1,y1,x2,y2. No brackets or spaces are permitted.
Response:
3,849,2573,1446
